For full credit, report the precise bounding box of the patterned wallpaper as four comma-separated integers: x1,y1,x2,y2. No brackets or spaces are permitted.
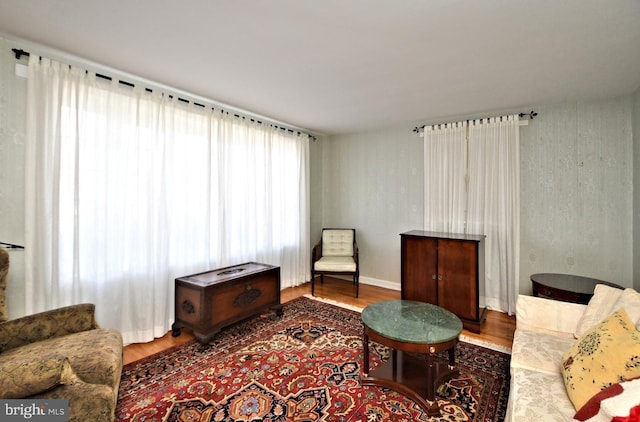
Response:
635,89,640,291
520,98,633,290
321,126,424,286
0,38,27,317
0,38,26,247
325,97,635,293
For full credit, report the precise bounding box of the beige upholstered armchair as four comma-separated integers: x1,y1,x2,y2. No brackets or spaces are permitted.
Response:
311,228,360,297
0,247,123,422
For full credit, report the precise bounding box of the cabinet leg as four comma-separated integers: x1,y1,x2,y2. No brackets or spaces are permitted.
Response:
195,330,218,345
362,332,370,376
171,322,182,337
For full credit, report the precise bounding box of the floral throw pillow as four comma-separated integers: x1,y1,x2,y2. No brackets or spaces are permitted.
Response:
562,308,640,410
0,355,67,398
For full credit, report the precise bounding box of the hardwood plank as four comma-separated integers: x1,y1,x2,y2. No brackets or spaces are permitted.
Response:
123,276,515,365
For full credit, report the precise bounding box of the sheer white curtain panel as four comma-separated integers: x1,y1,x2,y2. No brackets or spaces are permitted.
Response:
466,116,520,314
423,122,468,233
24,55,310,344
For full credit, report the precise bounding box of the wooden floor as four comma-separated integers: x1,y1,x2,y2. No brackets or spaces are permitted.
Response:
123,277,516,365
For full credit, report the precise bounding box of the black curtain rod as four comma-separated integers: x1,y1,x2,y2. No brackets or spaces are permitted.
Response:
413,110,537,133
0,241,24,249
12,48,29,60
519,110,538,119
11,47,317,141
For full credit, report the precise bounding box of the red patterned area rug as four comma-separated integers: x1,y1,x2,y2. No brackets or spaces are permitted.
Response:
116,297,510,421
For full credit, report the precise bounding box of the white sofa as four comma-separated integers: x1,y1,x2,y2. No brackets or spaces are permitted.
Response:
506,286,640,421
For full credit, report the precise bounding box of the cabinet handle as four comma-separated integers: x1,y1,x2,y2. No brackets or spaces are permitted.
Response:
438,275,442,281
432,274,436,279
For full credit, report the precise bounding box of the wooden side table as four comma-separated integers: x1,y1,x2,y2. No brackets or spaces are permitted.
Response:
530,273,623,305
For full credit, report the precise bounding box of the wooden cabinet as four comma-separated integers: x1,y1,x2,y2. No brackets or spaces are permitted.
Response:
401,230,486,333
172,262,282,344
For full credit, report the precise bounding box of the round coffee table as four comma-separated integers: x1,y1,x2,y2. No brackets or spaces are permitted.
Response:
361,300,463,416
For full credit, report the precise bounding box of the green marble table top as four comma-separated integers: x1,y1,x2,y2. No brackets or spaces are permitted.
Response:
361,300,463,344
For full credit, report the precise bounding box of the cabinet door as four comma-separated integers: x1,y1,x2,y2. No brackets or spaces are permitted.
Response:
437,239,478,320
401,236,437,304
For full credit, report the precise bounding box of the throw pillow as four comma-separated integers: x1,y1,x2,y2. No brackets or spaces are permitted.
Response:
0,354,68,398
614,288,640,331
574,284,624,338
562,309,640,411
574,377,640,422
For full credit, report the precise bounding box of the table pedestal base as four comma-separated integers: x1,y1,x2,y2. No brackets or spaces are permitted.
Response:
362,350,458,416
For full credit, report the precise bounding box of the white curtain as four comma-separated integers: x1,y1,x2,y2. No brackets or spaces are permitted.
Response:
24,55,310,344
423,115,520,314
467,116,520,314
423,122,468,233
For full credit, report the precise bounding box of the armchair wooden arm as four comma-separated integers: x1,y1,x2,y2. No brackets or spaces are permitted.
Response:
354,241,359,263
312,242,322,265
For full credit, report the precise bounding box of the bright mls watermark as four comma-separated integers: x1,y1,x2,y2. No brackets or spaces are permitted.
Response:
0,400,68,421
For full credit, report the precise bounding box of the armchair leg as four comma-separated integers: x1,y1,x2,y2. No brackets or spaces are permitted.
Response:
311,272,360,298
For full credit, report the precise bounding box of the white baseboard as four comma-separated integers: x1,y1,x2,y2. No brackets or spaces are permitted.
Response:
359,276,400,291
315,274,400,291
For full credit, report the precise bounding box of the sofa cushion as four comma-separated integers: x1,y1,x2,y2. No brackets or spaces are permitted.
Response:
33,378,117,422
511,328,576,375
39,328,123,388
575,284,624,338
321,229,354,257
314,256,357,272
507,367,576,421
562,309,640,410
516,294,586,336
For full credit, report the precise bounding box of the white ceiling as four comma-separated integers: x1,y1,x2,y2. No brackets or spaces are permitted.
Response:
1,0,639,135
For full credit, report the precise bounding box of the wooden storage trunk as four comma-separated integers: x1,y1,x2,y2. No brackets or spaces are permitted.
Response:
172,262,282,344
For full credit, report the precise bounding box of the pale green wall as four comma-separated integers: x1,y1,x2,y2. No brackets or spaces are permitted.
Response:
312,126,423,288
319,97,635,293
520,98,633,290
634,88,640,291
309,134,325,247
0,38,27,317
0,39,25,246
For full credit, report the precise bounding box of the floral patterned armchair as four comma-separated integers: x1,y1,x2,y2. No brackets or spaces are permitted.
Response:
0,248,123,422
